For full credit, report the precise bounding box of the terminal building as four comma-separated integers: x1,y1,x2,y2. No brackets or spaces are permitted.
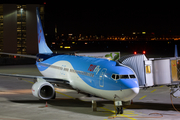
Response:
0,3,45,54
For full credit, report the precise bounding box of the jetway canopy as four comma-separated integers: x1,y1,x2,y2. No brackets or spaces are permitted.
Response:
119,55,180,87
119,54,148,87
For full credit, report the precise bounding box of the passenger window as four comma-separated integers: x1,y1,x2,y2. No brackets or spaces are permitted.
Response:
120,75,129,79
129,75,136,78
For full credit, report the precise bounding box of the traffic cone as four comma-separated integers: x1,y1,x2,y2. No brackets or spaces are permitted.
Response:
45,101,48,107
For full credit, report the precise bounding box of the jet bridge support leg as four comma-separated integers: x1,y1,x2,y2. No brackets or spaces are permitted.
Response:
170,85,180,98
92,100,97,111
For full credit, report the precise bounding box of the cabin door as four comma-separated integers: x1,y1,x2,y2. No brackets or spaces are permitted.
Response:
99,68,107,87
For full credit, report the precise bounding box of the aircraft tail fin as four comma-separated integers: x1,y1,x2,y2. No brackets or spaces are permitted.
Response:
175,44,178,57
36,7,53,54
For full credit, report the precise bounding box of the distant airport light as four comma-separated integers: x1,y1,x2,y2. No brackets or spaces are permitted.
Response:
134,51,137,55
142,32,146,34
44,2,46,5
52,42,55,45
14,56,17,59
143,51,146,54
85,42,88,45
64,46,71,49
60,46,63,48
133,32,136,34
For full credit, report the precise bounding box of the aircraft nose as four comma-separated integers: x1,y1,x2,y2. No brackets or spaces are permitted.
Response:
119,87,139,101
118,79,140,101
131,87,139,95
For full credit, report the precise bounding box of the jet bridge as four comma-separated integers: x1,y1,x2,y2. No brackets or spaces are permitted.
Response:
119,54,180,87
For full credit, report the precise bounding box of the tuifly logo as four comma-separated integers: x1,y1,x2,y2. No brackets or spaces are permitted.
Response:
38,36,41,43
88,64,97,72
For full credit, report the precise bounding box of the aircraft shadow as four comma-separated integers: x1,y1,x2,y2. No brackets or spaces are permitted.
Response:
10,98,115,116
127,102,180,111
10,98,113,107
9,99,180,116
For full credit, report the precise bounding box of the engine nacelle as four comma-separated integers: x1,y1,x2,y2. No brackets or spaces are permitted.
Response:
32,81,55,100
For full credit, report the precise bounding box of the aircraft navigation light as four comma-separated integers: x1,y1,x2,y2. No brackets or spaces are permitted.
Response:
143,51,146,54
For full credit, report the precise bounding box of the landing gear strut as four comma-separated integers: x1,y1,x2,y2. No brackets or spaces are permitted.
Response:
92,100,97,111
116,106,123,115
114,100,123,115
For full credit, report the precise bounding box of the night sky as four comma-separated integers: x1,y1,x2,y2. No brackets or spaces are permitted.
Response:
43,1,180,36
2,1,180,36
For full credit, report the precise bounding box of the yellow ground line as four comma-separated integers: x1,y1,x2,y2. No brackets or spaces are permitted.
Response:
151,89,157,93
139,95,147,100
55,91,75,99
22,79,34,84
99,107,137,120
23,79,137,119
99,107,115,113
56,90,137,120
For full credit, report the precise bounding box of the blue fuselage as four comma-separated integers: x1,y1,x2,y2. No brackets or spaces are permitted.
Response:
36,54,139,101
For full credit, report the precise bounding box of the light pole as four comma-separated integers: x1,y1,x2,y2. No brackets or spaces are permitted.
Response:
20,7,23,54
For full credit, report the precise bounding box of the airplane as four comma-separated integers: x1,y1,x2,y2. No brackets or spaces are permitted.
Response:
0,7,139,115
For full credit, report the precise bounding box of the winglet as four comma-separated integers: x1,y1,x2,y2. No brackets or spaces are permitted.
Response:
36,7,53,54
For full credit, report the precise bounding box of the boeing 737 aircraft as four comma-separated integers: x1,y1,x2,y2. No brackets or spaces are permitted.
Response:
0,8,139,114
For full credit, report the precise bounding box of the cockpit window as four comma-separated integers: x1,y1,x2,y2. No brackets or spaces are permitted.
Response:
111,74,136,80
112,74,116,79
130,75,136,78
116,75,120,80
120,75,129,79
111,74,120,80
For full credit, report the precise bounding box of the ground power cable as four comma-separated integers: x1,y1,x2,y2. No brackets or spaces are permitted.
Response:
167,94,180,116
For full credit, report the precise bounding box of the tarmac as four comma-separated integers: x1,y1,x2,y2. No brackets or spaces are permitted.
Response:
0,64,180,120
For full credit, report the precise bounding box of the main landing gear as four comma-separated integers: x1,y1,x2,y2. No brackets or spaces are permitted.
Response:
92,100,97,111
91,99,127,115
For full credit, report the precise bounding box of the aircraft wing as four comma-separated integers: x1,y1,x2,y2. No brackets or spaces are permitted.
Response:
0,52,36,59
0,73,70,85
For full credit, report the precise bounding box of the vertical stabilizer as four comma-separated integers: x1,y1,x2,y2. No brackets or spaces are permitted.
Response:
36,7,52,54
175,44,178,57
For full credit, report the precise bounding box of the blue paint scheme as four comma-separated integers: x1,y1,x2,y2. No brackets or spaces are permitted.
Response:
36,54,139,91
36,8,53,54
35,7,139,92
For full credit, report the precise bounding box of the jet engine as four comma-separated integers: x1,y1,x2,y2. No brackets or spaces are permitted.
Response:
32,81,55,100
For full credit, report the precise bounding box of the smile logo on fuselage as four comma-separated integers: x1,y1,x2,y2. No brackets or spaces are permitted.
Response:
88,64,97,72
88,64,101,75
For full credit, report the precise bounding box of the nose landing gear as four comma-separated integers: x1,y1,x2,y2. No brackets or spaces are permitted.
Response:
116,106,123,115
114,101,124,115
